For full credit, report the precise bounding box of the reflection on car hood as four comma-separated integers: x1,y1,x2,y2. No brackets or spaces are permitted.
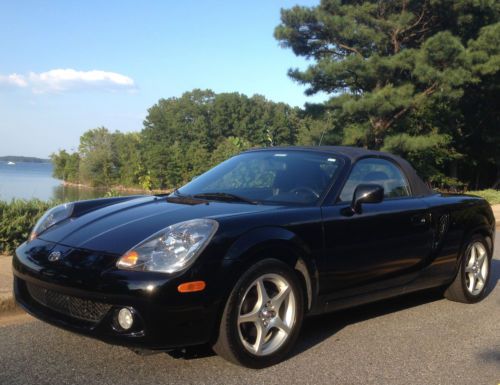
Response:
38,196,280,255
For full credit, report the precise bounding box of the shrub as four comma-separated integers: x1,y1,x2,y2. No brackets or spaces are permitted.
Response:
0,199,56,255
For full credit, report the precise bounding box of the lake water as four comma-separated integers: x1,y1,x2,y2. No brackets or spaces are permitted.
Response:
0,161,112,202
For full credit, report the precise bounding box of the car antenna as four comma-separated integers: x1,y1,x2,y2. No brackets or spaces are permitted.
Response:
318,127,327,146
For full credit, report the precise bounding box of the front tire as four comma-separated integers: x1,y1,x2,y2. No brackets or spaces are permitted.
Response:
213,259,304,368
445,235,491,303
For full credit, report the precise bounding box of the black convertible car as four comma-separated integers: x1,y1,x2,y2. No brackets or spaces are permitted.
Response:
13,146,495,368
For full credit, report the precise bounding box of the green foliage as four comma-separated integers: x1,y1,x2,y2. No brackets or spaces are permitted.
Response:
382,132,461,184
139,90,301,189
51,150,80,183
275,0,500,188
138,173,152,192
0,200,56,255
112,131,143,187
78,127,117,187
50,90,302,191
467,189,500,205
104,189,121,197
297,109,342,146
52,129,144,189
210,137,252,166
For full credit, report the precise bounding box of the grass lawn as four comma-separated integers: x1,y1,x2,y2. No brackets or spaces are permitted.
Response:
467,189,500,205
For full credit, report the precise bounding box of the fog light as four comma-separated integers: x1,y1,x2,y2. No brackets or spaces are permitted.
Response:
117,308,134,330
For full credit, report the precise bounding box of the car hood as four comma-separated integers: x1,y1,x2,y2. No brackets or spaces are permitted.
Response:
38,196,281,255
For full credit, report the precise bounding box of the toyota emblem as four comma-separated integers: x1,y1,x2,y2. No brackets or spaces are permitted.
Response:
48,251,62,262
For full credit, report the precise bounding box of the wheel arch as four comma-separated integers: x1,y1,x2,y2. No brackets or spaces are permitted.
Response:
459,221,495,263
444,221,493,304
223,226,319,312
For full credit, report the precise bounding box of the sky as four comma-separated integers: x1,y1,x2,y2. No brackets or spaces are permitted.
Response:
0,0,325,158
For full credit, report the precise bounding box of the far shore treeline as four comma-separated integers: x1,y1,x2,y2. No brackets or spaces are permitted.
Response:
52,0,500,192
0,156,50,163
51,90,308,191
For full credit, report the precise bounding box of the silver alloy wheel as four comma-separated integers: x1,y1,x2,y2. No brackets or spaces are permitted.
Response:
464,241,489,296
237,273,296,356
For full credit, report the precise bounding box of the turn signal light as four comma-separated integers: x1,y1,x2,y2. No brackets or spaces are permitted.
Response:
117,251,139,268
177,281,206,293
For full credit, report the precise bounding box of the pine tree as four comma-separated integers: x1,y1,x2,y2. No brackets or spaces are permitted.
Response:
275,0,500,186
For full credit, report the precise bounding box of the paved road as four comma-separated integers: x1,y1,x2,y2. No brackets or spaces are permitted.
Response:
1,238,499,385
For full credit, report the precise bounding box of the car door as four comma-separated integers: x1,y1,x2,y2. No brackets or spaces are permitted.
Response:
319,157,434,301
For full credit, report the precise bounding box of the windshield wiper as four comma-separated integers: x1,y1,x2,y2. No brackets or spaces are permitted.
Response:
192,192,258,205
165,189,209,205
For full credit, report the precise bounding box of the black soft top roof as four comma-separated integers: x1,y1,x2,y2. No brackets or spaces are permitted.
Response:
247,145,433,197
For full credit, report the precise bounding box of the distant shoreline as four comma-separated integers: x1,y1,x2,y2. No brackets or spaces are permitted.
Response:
0,156,50,164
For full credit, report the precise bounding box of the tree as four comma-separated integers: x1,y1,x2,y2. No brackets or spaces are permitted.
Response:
51,150,80,183
275,0,500,187
141,90,302,189
210,137,252,166
112,131,143,187
78,127,117,187
459,22,500,188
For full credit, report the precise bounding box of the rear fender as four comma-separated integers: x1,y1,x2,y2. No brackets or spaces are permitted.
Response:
455,204,495,273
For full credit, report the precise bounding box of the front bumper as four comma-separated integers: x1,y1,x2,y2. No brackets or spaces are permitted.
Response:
13,239,225,350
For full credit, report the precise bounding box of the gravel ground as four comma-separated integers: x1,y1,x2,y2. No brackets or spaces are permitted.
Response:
0,237,498,385
0,256,15,313
0,256,12,295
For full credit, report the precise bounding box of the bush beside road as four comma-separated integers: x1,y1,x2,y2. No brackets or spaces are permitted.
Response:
0,199,54,256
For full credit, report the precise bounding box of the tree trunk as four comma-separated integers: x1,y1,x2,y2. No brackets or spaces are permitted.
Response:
449,160,458,179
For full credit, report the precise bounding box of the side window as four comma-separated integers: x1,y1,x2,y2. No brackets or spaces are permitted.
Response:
339,158,411,202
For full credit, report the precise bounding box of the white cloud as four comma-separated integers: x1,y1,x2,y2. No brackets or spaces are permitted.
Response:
0,73,28,87
0,69,136,93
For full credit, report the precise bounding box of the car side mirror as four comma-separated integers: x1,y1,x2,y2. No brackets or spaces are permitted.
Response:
351,184,384,214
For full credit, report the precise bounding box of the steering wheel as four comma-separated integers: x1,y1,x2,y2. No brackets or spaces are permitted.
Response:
289,186,320,199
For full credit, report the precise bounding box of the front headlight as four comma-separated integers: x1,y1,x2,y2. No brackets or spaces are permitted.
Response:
30,203,74,241
116,218,218,273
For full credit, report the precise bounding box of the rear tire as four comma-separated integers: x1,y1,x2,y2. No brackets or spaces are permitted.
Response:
445,235,491,303
213,259,304,368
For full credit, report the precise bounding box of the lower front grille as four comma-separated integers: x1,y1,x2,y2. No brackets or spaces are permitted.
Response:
26,283,112,323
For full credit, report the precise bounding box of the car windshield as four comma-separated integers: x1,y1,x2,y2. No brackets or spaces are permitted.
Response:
175,151,342,205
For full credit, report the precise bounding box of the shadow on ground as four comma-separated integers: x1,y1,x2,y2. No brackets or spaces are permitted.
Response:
171,258,499,362
171,289,447,361
295,258,500,359
488,258,500,295
291,288,444,358
478,258,500,364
